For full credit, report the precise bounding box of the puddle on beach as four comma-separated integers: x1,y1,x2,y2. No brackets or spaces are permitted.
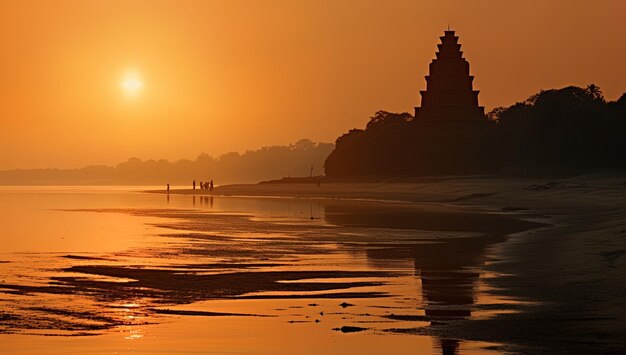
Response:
0,187,535,354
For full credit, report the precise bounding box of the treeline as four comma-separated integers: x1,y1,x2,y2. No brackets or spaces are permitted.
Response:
0,139,334,185
325,85,626,177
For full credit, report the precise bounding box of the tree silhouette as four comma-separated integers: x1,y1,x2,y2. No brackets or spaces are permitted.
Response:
585,84,604,102
326,85,626,177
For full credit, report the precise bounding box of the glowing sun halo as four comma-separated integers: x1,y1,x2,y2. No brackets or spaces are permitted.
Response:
121,77,143,95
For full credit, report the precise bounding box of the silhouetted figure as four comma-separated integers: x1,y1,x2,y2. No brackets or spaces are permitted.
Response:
200,181,204,189
166,183,170,193
193,180,196,190
209,180,214,191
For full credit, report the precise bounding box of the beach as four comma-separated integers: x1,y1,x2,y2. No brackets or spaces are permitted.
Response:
159,174,626,354
0,186,518,354
0,176,624,354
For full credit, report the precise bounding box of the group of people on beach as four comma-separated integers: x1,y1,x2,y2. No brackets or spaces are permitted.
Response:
165,179,214,193
193,179,214,191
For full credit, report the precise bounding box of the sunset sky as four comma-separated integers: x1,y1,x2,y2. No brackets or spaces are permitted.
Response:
1,0,624,169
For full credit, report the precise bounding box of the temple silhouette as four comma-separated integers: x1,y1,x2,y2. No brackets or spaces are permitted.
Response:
324,28,626,178
414,30,485,122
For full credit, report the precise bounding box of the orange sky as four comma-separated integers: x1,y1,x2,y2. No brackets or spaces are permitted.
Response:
0,0,624,169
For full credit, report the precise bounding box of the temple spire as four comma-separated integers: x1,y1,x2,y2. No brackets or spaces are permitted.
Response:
414,29,485,122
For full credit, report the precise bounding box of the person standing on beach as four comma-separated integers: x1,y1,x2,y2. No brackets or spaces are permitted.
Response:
167,183,170,193
210,180,214,191
193,180,196,190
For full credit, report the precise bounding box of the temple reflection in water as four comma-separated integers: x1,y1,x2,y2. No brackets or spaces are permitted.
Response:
324,202,505,355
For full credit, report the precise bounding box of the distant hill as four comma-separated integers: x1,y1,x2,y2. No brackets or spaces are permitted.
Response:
325,86,626,177
0,139,334,186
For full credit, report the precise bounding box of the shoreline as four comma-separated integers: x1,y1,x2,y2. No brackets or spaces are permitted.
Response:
146,176,530,206
148,175,626,354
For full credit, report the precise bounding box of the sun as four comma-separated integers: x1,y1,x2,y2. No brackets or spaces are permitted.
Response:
120,76,143,95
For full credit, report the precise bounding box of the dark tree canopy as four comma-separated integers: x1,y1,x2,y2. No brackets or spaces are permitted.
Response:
325,85,626,177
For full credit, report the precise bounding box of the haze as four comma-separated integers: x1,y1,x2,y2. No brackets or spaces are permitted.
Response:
1,0,624,169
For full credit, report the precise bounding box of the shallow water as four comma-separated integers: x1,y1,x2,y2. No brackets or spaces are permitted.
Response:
0,187,528,354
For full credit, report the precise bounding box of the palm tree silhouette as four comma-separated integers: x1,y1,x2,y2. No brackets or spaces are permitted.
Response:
585,84,604,101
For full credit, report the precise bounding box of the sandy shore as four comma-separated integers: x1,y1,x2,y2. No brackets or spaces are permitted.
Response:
155,174,626,354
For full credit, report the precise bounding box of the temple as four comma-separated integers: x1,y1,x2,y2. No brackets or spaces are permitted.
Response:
414,30,485,121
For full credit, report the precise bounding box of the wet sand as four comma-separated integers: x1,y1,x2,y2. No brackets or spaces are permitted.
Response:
1,189,524,354
159,174,626,354
1,178,624,354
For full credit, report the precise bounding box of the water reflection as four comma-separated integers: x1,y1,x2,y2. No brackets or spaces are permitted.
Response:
323,202,530,354
200,196,213,208
0,189,538,354
368,237,494,354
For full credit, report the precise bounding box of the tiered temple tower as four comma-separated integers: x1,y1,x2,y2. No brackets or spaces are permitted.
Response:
414,30,485,122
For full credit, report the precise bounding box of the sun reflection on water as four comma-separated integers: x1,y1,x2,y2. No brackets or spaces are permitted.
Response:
124,329,144,340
